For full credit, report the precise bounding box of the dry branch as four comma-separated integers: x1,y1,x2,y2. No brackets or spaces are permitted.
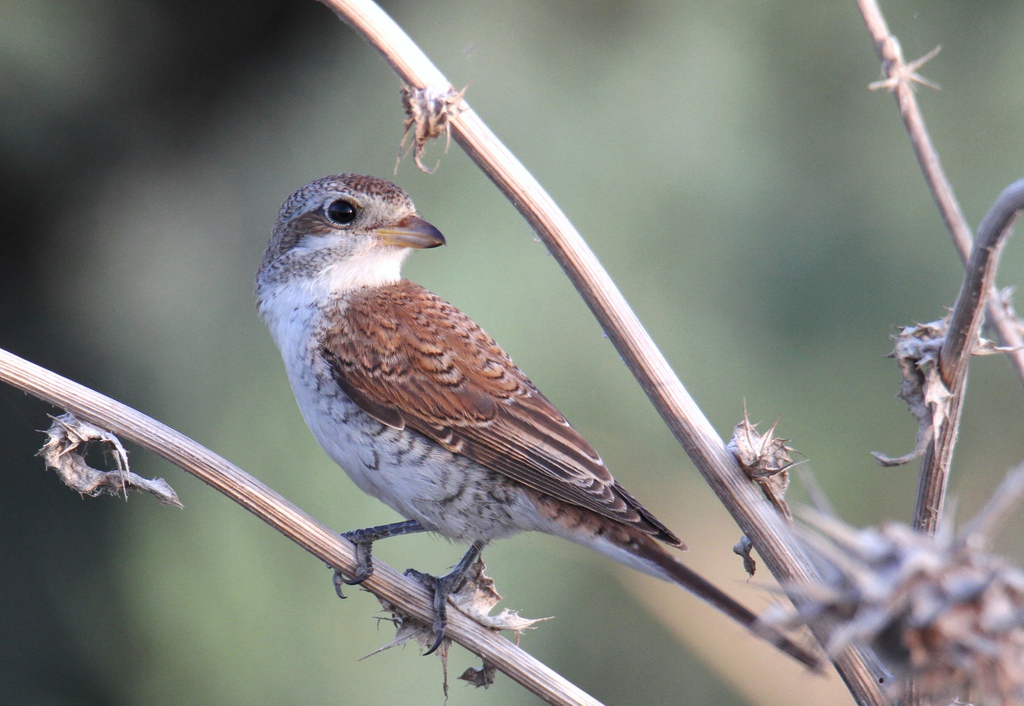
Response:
319,0,888,702
914,180,1024,533
856,0,1024,387
856,6,1024,701
0,347,602,706
858,0,1024,537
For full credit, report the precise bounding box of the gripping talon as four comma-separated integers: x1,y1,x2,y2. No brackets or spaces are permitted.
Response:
405,569,453,656
425,626,446,656
332,520,427,598
338,572,369,586
334,534,375,594
333,570,349,599
404,540,487,655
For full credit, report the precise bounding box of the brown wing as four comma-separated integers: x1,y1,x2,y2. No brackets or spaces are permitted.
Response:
321,280,681,546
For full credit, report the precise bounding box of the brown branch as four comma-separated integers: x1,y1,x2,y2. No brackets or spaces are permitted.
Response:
0,347,603,706
318,0,888,702
855,6,1024,702
856,0,1024,386
915,180,1024,533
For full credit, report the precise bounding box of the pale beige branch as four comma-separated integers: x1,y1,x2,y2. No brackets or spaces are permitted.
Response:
318,0,888,702
0,347,602,706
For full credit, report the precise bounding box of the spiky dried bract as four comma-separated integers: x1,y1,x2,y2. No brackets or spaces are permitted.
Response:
874,320,949,467
867,43,942,93
448,556,551,638
995,286,1024,338
459,661,497,689
874,320,1015,468
363,602,453,696
728,411,796,519
398,84,467,174
365,557,546,696
776,510,1024,704
39,412,181,507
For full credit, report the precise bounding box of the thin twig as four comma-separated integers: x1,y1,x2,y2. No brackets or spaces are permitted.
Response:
915,180,1024,533
858,0,971,256
857,7,1024,703
318,0,888,701
0,347,602,706
856,0,1024,385
960,460,1024,545
940,181,1024,383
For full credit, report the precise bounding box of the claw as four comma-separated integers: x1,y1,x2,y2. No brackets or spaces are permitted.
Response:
426,629,446,656
332,520,427,598
333,534,375,596
329,526,485,655
404,539,487,655
404,568,458,656
332,570,349,599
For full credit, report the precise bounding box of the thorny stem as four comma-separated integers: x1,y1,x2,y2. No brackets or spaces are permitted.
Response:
857,0,971,256
916,180,1024,534
320,0,889,702
856,0,1024,386
853,5,1024,704
0,348,602,706
941,181,1024,384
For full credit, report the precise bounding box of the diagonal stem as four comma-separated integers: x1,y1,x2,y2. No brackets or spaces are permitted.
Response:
856,0,1024,385
915,180,1024,533
319,0,889,701
0,347,603,706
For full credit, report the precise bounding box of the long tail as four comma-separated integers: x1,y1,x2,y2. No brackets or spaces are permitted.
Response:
545,509,822,669
635,537,821,669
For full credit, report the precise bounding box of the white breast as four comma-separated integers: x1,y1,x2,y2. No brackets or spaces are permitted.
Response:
258,279,547,542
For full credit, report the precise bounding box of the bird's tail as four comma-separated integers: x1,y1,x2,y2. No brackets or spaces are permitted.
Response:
547,512,821,670
633,535,820,669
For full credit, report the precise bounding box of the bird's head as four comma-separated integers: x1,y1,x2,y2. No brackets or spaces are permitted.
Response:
257,174,445,301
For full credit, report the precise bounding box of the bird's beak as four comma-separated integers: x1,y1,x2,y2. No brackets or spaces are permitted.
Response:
377,215,446,249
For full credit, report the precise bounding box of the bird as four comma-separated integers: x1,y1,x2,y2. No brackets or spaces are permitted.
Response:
255,173,817,667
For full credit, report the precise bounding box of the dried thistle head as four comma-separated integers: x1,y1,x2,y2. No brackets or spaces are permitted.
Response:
775,508,1024,704
728,408,798,519
874,319,1016,468
397,84,466,174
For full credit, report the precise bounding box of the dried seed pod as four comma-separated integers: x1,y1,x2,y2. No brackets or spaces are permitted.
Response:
772,506,1024,704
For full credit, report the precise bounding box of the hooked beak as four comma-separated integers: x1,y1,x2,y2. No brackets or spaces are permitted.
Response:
377,215,446,249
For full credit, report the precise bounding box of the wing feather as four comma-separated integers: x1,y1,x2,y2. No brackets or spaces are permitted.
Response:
321,280,681,545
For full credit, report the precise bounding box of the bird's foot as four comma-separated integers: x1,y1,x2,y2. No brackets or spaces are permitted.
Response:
333,520,427,598
403,566,468,655
403,539,487,655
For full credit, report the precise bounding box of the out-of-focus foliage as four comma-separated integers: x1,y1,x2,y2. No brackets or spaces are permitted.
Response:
2,1,1023,704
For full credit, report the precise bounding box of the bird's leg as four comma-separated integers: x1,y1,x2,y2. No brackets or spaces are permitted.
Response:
404,539,488,656
333,519,427,597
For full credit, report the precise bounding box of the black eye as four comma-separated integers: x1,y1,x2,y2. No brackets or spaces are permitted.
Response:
325,199,358,226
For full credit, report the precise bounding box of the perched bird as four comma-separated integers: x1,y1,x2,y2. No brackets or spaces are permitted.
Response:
256,173,816,666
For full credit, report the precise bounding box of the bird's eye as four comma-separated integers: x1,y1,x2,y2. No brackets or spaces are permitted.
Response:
325,199,358,226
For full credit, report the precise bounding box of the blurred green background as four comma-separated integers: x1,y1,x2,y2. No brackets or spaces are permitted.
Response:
3,1,1024,704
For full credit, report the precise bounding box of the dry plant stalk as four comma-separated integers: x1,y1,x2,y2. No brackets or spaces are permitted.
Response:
8,1,1021,705
0,348,602,706
857,0,1024,389
856,3,1024,702
770,464,1024,705
319,0,889,701
917,179,1024,528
